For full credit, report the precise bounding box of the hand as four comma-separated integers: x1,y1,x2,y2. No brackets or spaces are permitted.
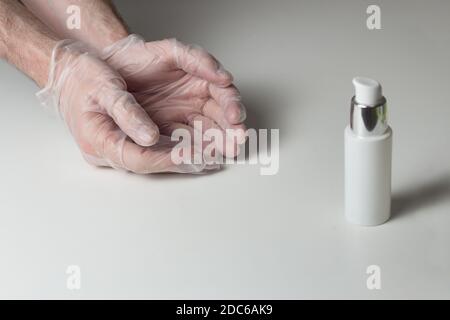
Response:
38,40,216,173
101,34,247,158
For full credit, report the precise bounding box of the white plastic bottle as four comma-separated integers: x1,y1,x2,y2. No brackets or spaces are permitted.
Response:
345,77,392,226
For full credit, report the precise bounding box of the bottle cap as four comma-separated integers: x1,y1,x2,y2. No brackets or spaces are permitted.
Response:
352,77,383,106
350,77,387,136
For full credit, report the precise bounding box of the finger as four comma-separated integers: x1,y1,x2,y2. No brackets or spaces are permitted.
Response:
168,39,233,87
123,133,221,174
97,83,160,146
188,114,241,158
85,113,218,173
202,99,247,144
159,122,217,156
122,136,213,174
159,122,195,140
93,123,214,174
159,122,223,169
209,84,247,125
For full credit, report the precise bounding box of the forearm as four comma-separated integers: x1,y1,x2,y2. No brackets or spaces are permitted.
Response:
0,0,58,87
22,0,129,51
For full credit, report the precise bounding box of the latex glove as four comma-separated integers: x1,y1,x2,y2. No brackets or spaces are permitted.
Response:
101,34,247,158
37,40,216,174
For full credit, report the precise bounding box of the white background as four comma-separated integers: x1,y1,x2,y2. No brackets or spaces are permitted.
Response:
0,0,449,299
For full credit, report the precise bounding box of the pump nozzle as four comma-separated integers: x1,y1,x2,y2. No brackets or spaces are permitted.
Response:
353,77,383,106
350,77,387,136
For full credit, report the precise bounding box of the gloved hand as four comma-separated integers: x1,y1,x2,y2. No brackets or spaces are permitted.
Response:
37,40,217,173
101,34,247,158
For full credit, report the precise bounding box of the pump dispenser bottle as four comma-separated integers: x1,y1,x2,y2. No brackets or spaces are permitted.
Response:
345,77,392,226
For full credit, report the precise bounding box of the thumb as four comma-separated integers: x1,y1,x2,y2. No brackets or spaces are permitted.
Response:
97,82,160,146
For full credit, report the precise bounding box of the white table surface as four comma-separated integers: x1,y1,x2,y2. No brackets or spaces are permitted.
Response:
0,0,449,299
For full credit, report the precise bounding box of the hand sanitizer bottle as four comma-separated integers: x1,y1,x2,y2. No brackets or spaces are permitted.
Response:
345,77,393,226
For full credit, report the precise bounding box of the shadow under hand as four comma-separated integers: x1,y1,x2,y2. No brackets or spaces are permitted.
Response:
239,82,287,160
392,175,450,219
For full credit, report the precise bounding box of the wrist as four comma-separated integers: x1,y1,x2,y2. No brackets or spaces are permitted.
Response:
21,0,130,52
98,27,130,50
6,29,58,88
67,2,130,52
0,38,5,60
65,18,129,53
0,0,59,87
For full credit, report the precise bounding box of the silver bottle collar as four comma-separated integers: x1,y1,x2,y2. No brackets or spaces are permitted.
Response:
350,96,388,137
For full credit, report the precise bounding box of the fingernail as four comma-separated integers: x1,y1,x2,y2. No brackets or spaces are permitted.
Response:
217,64,233,81
238,103,247,122
227,102,247,124
138,129,158,145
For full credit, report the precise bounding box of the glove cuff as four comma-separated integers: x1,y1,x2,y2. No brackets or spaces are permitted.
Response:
36,39,97,115
101,34,145,61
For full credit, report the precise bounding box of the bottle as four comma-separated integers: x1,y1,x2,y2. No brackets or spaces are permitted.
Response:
345,77,392,226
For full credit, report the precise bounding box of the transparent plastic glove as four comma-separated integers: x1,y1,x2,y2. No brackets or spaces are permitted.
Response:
37,40,217,174
102,34,247,158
